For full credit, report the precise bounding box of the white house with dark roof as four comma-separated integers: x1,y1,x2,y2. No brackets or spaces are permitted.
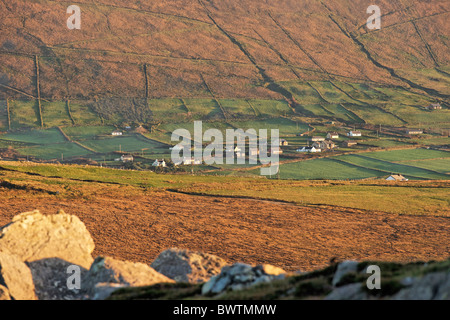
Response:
386,174,408,181
112,129,123,136
347,131,362,137
296,146,321,153
309,136,325,142
406,128,423,135
120,155,134,162
427,103,442,110
327,132,339,139
152,159,167,167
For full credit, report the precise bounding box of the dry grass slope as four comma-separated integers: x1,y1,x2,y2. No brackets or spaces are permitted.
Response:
0,0,449,104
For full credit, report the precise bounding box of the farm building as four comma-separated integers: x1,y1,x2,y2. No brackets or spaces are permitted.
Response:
267,146,283,155
309,136,325,142
386,174,408,182
342,140,358,147
182,157,202,165
296,146,321,153
427,103,442,110
327,132,339,139
312,140,335,150
134,125,148,134
406,129,423,135
249,148,260,156
120,155,134,162
152,159,167,167
347,131,362,137
225,146,243,153
112,130,123,136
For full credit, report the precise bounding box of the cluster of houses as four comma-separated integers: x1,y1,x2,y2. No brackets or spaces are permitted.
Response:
405,128,423,135
111,125,147,136
296,130,361,153
426,103,442,110
112,129,123,136
117,155,169,168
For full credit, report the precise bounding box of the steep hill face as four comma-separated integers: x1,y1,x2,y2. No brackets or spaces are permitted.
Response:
0,0,449,103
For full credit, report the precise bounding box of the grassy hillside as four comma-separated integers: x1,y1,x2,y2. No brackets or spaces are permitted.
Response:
0,1,449,110
0,161,448,216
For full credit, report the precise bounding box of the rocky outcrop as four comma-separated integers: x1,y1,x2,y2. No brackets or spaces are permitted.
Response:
202,263,286,295
325,260,450,300
0,285,11,300
0,252,37,300
1,209,448,300
393,272,450,300
0,210,95,269
90,283,128,300
151,248,228,283
27,258,87,300
84,256,175,298
331,260,359,286
325,283,369,300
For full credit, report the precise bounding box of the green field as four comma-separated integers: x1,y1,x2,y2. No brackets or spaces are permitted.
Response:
269,148,450,181
62,125,116,141
1,161,448,216
18,142,93,160
229,118,309,136
183,99,223,119
1,128,66,144
219,99,256,117
283,81,323,105
398,159,450,174
361,148,450,162
358,139,412,148
0,87,448,179
81,135,168,154
8,100,40,129
319,104,356,122
69,101,102,125
343,104,403,126
0,100,8,131
277,158,382,180
247,100,292,117
148,99,188,122
41,101,72,127
335,154,448,180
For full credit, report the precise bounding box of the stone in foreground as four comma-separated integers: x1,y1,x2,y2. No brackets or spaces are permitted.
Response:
0,210,95,269
151,248,228,283
202,263,286,295
0,252,37,300
84,256,175,298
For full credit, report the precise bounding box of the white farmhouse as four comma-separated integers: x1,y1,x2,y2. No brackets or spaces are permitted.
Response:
112,130,123,136
386,174,408,181
347,131,362,137
152,159,167,167
296,146,321,153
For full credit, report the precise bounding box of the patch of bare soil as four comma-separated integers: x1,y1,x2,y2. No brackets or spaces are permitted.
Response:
0,189,448,272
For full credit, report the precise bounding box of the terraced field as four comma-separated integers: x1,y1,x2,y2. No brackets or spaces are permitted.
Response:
269,148,450,181
19,142,93,160
1,128,66,144
278,158,382,180
0,0,448,181
81,135,168,154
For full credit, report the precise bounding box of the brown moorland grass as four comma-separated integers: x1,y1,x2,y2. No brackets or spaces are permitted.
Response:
0,173,448,272
1,0,449,102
